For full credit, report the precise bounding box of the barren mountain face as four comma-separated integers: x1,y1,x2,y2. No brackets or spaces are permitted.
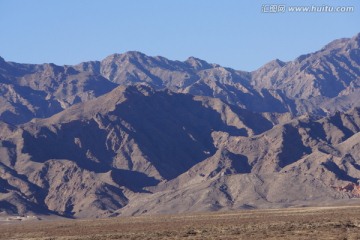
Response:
252,33,360,115
0,33,360,218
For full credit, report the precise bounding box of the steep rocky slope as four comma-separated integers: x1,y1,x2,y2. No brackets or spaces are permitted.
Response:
1,33,360,125
252,33,360,115
1,85,360,217
1,33,360,218
0,58,117,124
118,108,360,216
0,85,275,217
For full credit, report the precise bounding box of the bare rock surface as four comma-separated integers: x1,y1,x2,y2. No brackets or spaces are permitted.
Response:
0,33,360,218
2,33,359,124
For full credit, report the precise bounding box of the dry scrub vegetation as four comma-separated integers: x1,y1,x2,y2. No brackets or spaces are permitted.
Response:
2,206,360,239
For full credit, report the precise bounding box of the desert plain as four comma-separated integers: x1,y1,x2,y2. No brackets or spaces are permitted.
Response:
2,205,360,239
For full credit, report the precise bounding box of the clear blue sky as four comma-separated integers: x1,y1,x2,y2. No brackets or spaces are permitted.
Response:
0,0,359,71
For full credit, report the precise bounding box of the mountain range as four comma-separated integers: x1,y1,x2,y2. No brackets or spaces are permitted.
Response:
0,33,360,218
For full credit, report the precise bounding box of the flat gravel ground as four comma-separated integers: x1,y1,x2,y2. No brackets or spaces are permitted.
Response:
2,206,360,239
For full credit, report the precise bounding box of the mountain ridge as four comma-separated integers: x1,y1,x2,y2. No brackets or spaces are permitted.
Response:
1,33,360,218
1,33,360,125
1,84,360,217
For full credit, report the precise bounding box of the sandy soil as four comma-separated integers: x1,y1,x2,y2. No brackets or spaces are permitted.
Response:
2,206,360,239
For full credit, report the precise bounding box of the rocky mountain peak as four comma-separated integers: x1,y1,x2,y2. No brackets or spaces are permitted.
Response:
347,32,360,50
106,51,149,64
185,56,212,70
122,51,148,60
255,58,286,72
320,38,350,52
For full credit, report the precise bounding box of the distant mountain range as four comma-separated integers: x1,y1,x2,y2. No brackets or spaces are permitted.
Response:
0,33,360,218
